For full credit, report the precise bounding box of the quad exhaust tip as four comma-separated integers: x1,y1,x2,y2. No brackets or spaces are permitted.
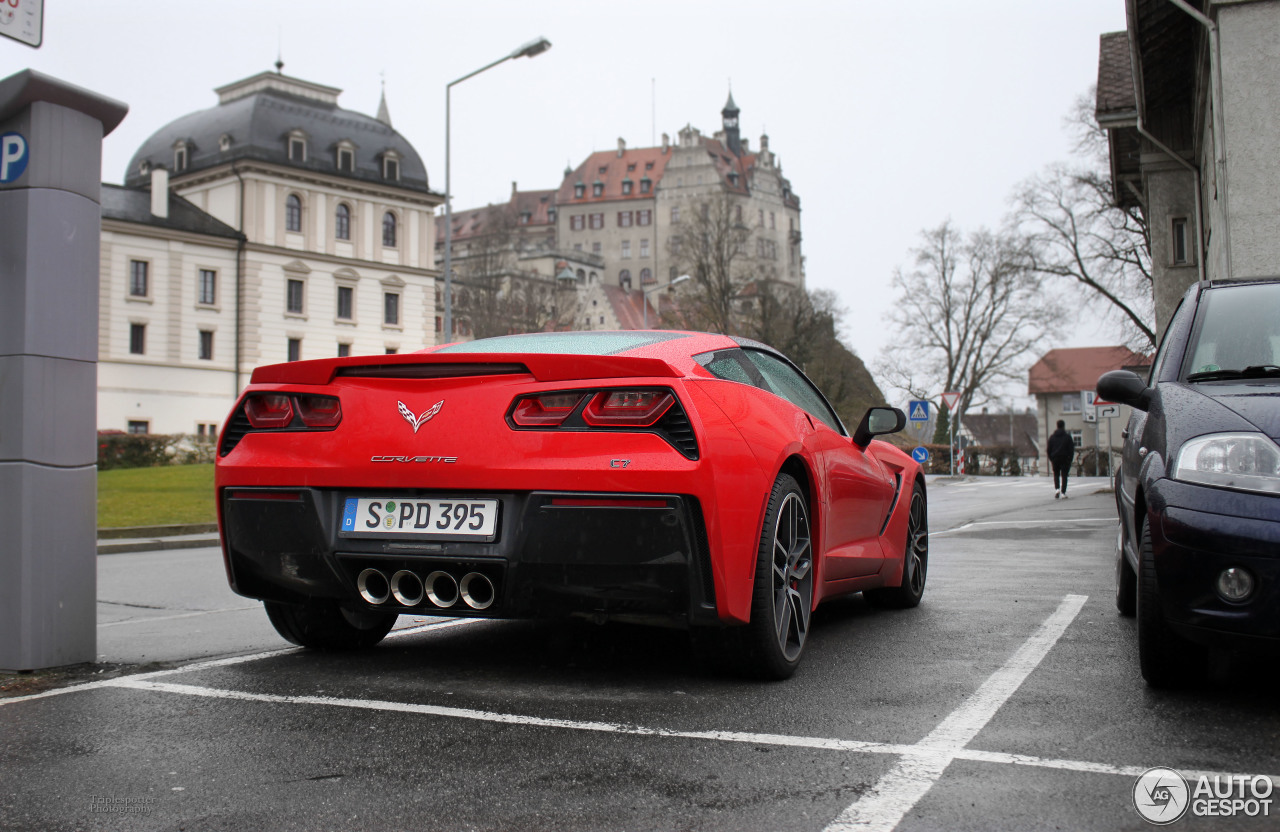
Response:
460,572,495,610
390,570,425,607
424,570,459,608
357,568,390,605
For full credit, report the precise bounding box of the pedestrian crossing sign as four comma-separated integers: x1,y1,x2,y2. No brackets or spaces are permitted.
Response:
907,400,930,422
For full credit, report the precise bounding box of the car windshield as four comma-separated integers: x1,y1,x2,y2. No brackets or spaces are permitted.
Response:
1184,282,1280,381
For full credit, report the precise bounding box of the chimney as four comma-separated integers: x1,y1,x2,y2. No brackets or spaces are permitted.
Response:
150,167,169,219
512,181,518,196
661,132,669,153
617,137,626,157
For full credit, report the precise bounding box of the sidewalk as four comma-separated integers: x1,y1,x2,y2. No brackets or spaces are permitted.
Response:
97,523,219,555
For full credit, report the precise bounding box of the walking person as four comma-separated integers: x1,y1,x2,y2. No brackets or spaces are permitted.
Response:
1047,419,1075,499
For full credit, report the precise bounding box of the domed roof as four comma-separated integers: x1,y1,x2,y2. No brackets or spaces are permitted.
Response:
124,71,431,193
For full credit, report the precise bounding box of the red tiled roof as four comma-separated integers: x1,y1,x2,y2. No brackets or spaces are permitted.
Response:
434,188,557,244
557,147,672,205
1028,346,1151,394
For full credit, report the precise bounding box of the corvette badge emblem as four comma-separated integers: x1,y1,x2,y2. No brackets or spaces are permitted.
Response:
397,400,443,434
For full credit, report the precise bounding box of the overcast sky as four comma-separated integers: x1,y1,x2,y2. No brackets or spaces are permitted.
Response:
12,0,1127,404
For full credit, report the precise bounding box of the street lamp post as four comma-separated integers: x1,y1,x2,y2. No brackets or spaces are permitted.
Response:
643,274,690,329
443,36,551,342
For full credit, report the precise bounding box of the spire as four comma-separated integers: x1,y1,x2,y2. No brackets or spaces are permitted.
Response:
721,87,741,156
376,75,392,126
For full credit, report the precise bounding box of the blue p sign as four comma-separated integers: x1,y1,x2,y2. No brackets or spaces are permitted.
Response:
0,132,29,183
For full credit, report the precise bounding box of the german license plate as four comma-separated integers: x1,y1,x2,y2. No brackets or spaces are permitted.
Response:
340,497,499,540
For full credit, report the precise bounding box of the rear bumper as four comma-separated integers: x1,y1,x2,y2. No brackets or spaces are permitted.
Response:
220,487,719,626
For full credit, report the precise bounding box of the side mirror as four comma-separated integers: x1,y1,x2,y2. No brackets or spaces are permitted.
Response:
1097,370,1151,412
853,406,906,448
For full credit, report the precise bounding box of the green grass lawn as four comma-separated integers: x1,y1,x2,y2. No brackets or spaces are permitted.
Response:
98,464,216,528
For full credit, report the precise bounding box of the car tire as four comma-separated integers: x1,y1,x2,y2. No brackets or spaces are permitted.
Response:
1115,521,1136,617
741,473,814,680
1136,517,1204,687
864,488,928,609
264,599,397,650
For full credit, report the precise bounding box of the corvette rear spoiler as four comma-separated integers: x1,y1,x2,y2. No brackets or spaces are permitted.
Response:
249,352,680,385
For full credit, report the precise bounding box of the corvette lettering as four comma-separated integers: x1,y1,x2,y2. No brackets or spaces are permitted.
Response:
370,455,458,463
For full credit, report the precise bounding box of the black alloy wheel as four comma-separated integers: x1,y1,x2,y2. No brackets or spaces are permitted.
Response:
866,487,928,609
265,599,397,649
744,473,813,680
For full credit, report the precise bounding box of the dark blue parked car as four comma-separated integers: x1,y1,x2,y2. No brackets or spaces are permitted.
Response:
1098,277,1280,687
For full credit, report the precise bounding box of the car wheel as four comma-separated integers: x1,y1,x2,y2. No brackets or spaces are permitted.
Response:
743,474,813,680
865,488,929,609
1115,521,1136,617
264,599,397,650
1136,517,1204,687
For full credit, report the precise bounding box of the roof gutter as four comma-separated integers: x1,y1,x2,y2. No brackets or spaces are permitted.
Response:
1165,0,1231,283
1125,0,1207,287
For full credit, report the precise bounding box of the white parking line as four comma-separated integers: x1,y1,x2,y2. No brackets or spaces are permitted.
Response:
933,518,1114,537
822,594,1087,832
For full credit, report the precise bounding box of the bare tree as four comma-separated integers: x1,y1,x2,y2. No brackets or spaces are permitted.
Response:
1012,90,1155,350
666,193,762,334
878,221,1061,419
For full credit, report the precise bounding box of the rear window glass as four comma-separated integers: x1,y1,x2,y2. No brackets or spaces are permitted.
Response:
438,331,689,356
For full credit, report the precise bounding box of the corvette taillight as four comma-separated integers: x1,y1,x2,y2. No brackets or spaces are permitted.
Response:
511,392,586,426
244,394,294,428
582,390,674,427
297,395,342,427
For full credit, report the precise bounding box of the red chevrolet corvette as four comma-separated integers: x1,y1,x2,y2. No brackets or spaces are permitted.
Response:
216,331,928,678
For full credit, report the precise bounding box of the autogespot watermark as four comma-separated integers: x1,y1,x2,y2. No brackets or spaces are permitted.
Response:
87,795,156,816
1133,767,1274,825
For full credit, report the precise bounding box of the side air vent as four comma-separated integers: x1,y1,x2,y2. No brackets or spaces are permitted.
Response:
219,406,253,457
657,404,699,460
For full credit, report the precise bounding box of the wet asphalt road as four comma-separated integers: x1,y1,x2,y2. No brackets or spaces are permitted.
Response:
3,476,1279,831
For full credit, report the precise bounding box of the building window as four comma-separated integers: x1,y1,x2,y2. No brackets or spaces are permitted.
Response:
1062,392,1081,413
385,347,398,355
618,211,633,227
382,212,397,247
670,235,682,255
196,422,216,438
640,239,650,258
129,260,148,297
640,267,653,284
336,148,354,172
287,338,302,362
621,240,631,259
547,207,556,222
338,343,351,358
570,215,584,231
127,420,149,434
622,180,633,195
1172,218,1188,265
199,329,214,360
219,134,233,152
640,178,651,195
592,182,603,197
383,157,399,180
286,194,302,232
671,205,680,223
198,269,216,305
619,269,631,288
574,183,584,199
384,292,400,326
174,146,188,172
637,209,651,226
335,204,351,240
337,286,354,320
576,268,586,282
435,316,442,333
770,212,776,229
518,212,531,225
592,241,602,254
286,279,304,314
589,213,603,230
288,137,306,161
1070,430,1083,448
573,243,583,251
129,323,146,355
758,209,764,226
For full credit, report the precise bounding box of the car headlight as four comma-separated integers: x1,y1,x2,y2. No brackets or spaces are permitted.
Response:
1174,432,1280,495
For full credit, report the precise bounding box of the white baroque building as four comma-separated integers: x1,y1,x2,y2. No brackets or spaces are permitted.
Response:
98,69,442,435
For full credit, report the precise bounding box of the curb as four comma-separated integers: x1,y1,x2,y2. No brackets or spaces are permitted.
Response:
97,534,220,555
97,523,218,540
